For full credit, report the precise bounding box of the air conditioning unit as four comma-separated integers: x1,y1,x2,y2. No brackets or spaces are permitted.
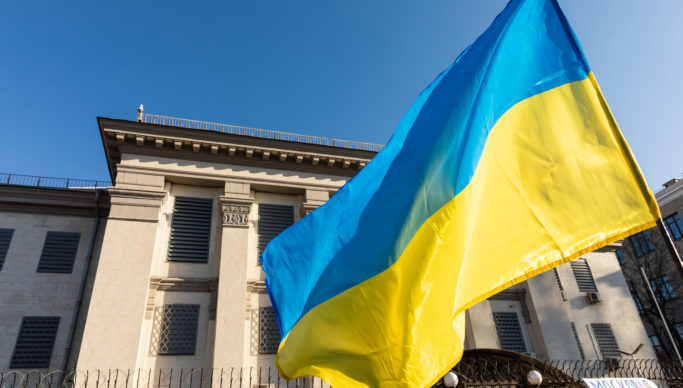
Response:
585,291,601,304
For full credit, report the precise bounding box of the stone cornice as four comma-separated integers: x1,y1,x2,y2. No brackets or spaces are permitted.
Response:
99,117,375,182
146,277,219,320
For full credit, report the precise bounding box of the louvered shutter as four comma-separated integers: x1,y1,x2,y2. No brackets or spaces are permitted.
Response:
493,311,527,352
570,258,598,292
258,204,294,256
37,232,80,273
168,197,213,263
591,323,619,358
0,228,13,270
10,316,60,368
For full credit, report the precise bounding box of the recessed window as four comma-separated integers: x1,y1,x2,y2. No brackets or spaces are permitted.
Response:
0,228,14,271
493,311,527,353
650,275,677,303
37,232,81,273
570,258,598,292
591,323,619,358
10,316,60,368
168,197,213,263
258,204,294,257
154,304,200,355
258,306,281,354
629,231,655,257
664,213,683,240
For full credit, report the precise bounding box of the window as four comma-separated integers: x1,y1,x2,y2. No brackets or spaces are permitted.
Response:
570,322,585,360
156,304,199,355
675,323,683,339
0,228,14,271
37,232,80,273
632,293,645,314
615,248,625,266
650,275,677,303
649,335,661,349
493,311,527,353
258,204,294,257
570,258,598,292
10,316,60,368
664,213,683,240
629,231,655,257
168,197,213,263
258,306,282,354
591,323,619,358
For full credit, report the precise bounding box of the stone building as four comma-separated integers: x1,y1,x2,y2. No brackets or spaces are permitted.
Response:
0,111,658,377
617,177,683,360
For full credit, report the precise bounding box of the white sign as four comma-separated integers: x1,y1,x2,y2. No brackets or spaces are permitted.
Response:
583,378,658,388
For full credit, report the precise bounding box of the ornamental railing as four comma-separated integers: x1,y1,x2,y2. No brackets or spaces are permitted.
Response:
1,360,681,388
138,112,384,153
0,173,110,190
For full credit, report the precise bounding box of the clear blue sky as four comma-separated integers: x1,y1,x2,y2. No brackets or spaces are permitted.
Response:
1,1,681,190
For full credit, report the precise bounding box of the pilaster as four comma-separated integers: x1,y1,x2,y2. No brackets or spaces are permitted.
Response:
213,182,254,367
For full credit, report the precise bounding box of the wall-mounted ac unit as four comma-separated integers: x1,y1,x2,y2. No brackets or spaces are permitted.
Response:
585,291,601,304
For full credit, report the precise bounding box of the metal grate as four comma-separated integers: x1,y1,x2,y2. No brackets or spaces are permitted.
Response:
0,228,14,270
154,304,200,355
37,232,81,273
553,268,565,292
493,311,527,353
168,197,213,263
258,306,281,354
10,316,60,368
570,322,585,359
258,204,294,257
591,323,620,358
570,258,598,292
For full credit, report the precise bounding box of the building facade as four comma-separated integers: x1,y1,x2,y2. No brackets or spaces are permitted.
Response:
0,112,659,378
618,177,683,360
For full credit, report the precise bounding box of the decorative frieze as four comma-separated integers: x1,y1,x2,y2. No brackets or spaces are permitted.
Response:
222,201,252,227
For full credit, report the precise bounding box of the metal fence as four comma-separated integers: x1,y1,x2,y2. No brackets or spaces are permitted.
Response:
1,360,682,388
0,173,110,190
138,113,384,153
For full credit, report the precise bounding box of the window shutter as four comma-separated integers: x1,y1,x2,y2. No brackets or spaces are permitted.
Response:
10,316,60,368
157,304,200,355
493,311,527,353
0,228,14,270
168,197,213,263
37,232,80,273
570,322,585,359
570,258,598,292
591,323,619,358
258,306,281,354
258,204,294,256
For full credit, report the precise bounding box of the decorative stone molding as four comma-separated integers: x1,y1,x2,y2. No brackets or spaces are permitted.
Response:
146,276,219,320
222,201,252,227
247,280,268,294
488,288,531,324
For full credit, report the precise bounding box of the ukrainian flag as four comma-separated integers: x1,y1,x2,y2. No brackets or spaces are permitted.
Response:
261,0,661,386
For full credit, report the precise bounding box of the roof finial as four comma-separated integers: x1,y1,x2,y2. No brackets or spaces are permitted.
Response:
137,104,144,122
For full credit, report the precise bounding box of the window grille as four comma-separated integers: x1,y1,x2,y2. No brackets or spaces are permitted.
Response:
37,232,80,273
258,204,294,256
570,322,585,359
0,228,14,270
258,306,281,354
664,213,683,240
629,231,655,257
570,258,598,292
650,275,677,303
591,323,619,358
153,304,200,355
168,197,213,263
493,311,527,353
10,316,60,368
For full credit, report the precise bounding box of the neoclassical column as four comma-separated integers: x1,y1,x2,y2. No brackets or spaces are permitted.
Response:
213,181,254,368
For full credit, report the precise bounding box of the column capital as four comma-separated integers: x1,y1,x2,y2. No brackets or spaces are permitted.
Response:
219,196,254,227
